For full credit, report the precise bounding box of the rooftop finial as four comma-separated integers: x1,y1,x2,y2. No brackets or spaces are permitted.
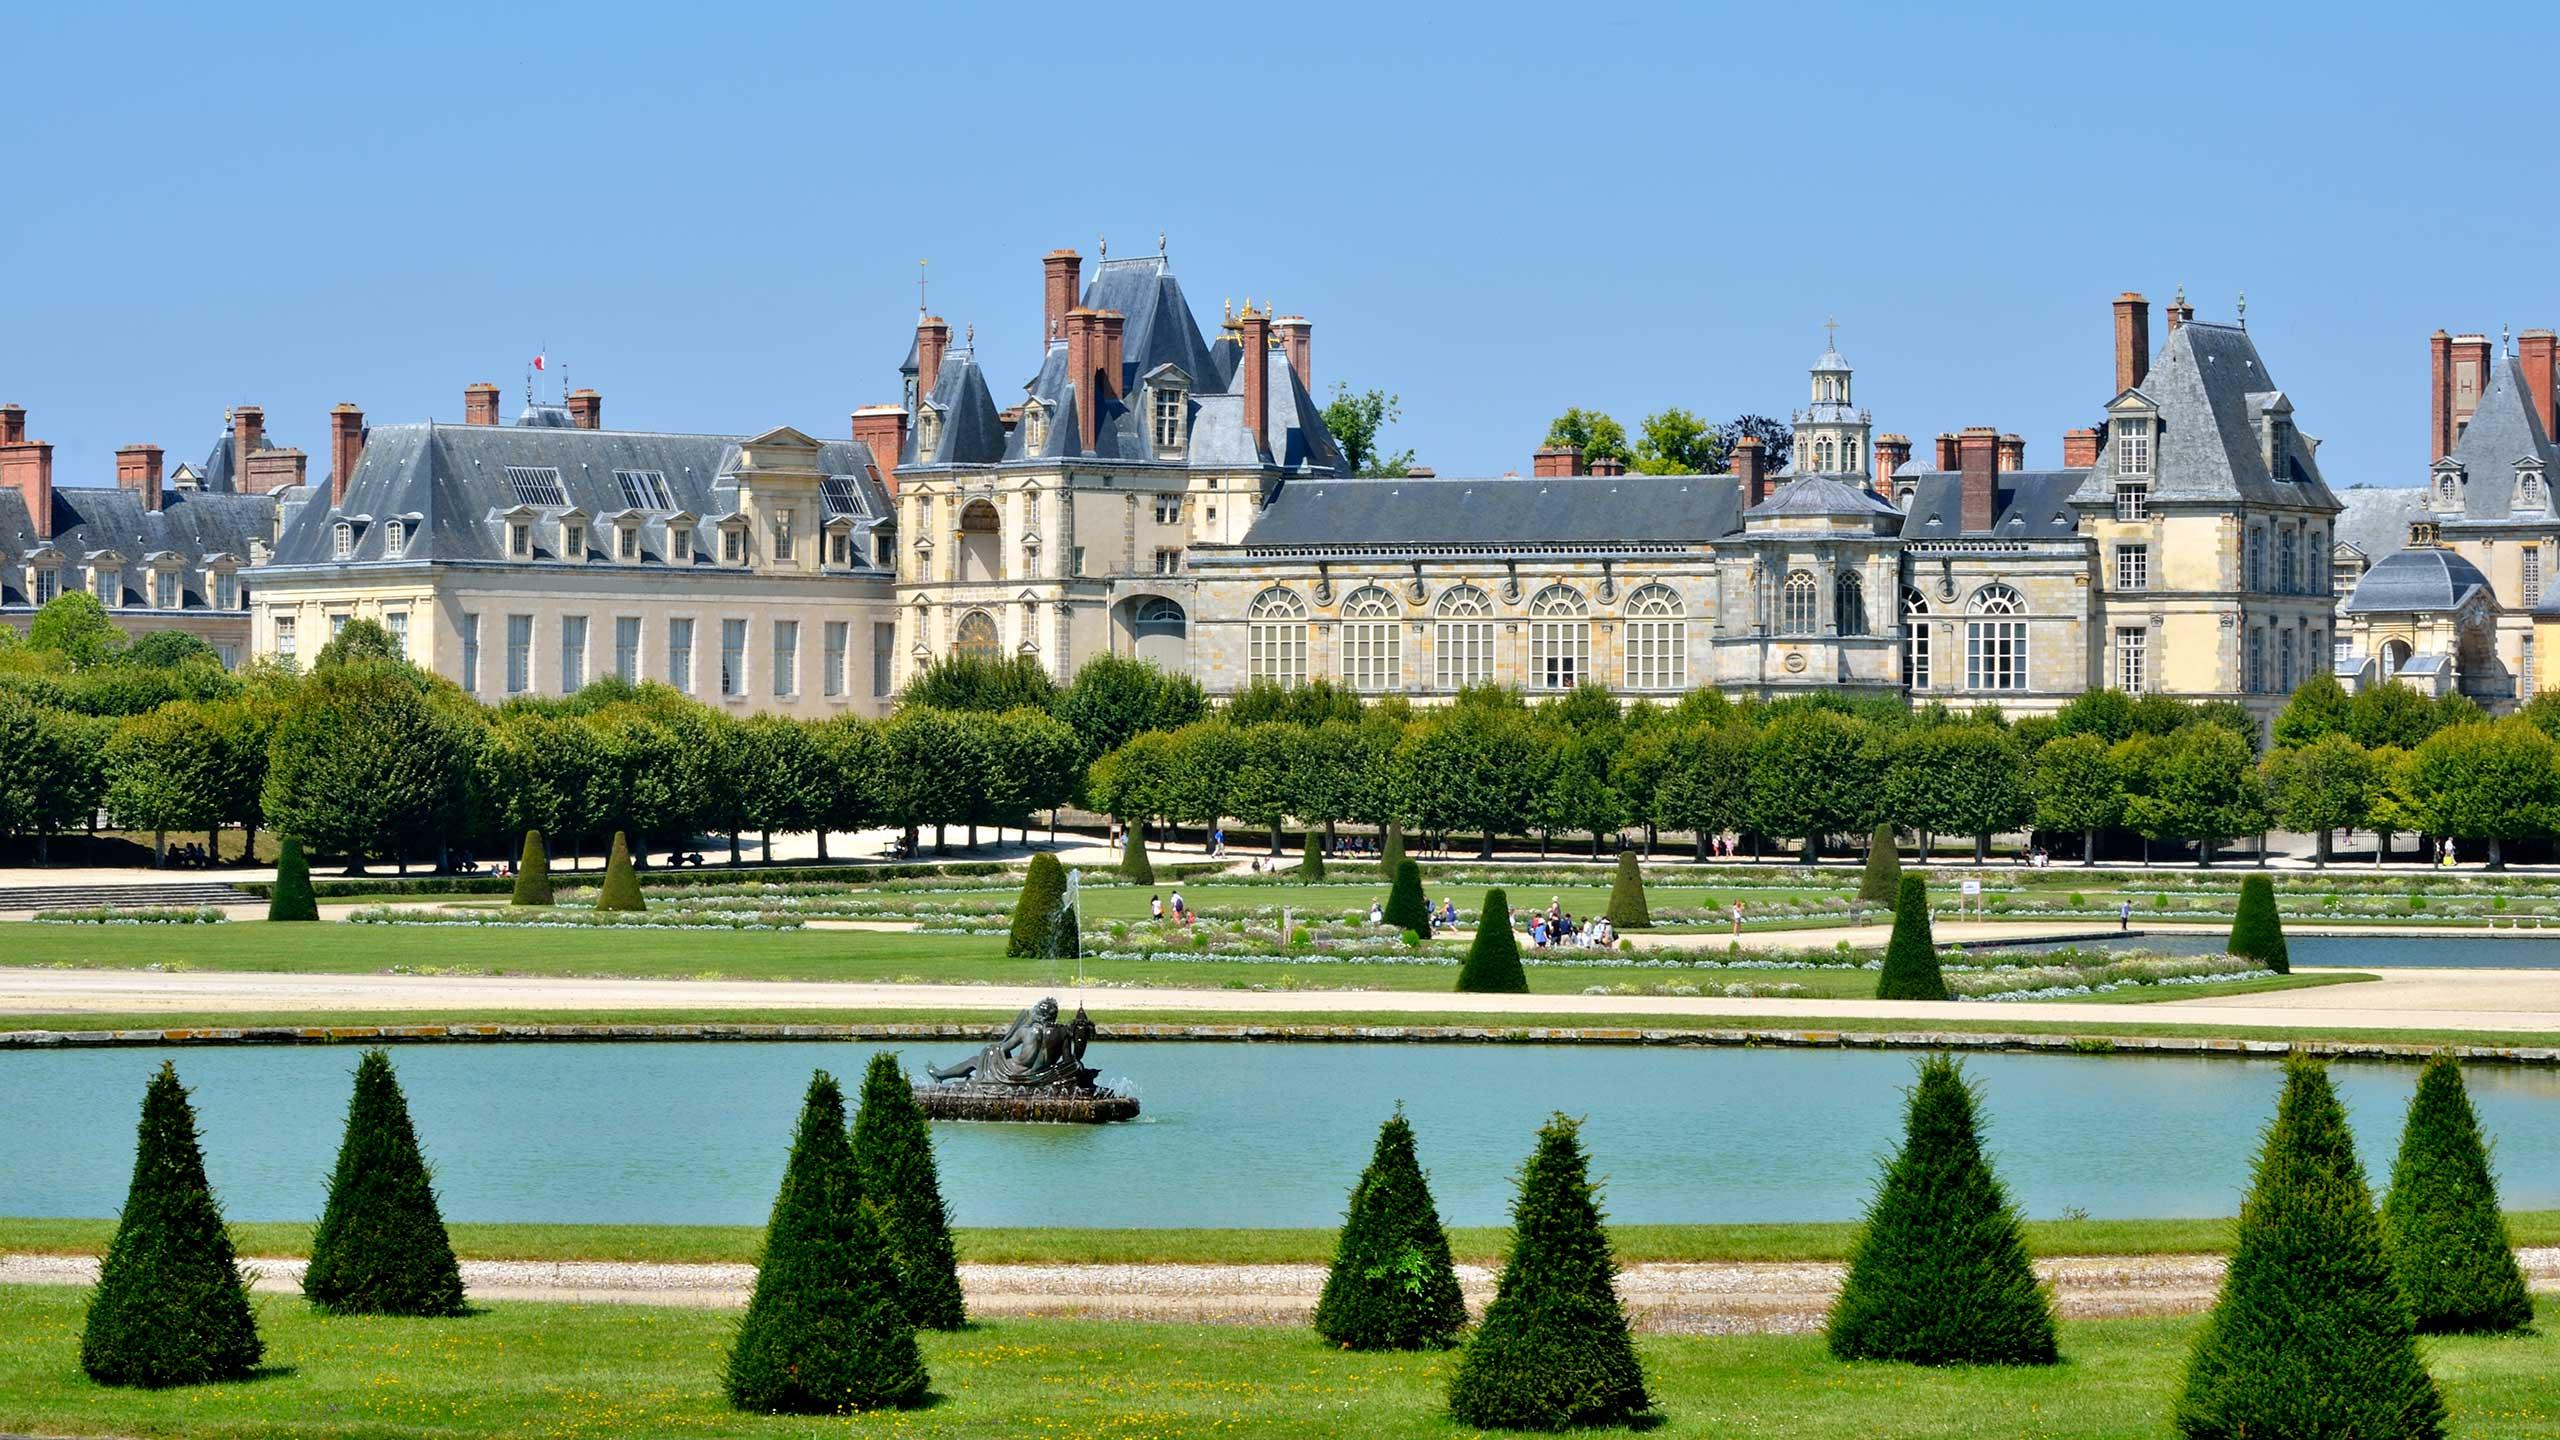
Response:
2236,290,2246,327
1098,234,1108,259
1824,314,1839,348
965,322,975,348
1158,230,1167,257
2504,323,2513,355
916,258,928,317
2174,283,2186,307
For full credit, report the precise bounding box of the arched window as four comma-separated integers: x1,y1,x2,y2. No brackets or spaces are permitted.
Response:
954,609,1001,662
1527,584,1589,690
1779,570,1819,635
1338,585,1402,693
957,499,1001,584
1965,584,2026,691
1901,586,1930,690
1433,583,1495,691
1248,586,1307,686
1834,572,1867,636
383,520,405,558
2520,469,2546,510
1622,584,1685,691
1133,597,1186,634
2438,471,2459,503
1814,436,1835,472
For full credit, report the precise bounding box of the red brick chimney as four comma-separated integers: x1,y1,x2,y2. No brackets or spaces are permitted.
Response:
1997,433,2026,472
2430,330,2454,461
465,382,501,426
2114,292,2151,394
0,404,23,444
1273,314,1312,390
242,449,307,494
2062,427,2101,468
2454,333,2492,443
1933,432,1959,471
2166,292,2194,333
1731,434,1769,506
914,316,951,403
232,405,266,481
1958,427,2000,533
567,388,602,430
1,434,53,538
1064,308,1098,450
1042,249,1081,345
1533,444,1584,478
1874,433,1911,493
1588,454,1627,477
852,404,907,497
1097,311,1126,402
329,404,365,506
116,444,165,512
2522,330,2558,440
1239,306,1271,456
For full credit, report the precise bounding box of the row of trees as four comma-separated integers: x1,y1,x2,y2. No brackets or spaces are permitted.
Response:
1542,407,1793,475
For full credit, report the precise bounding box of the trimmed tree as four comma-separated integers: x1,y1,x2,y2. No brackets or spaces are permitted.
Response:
850,1052,967,1331
1859,823,1902,905
268,837,319,922
81,1062,263,1387
1380,821,1406,877
1875,873,1948,1001
1316,1109,1466,1350
1302,831,1327,880
1457,888,1528,994
1604,851,1651,929
2380,1051,2533,1334
1383,858,1430,935
595,831,645,912
1828,1055,2057,1365
1447,1114,1654,1431
303,1049,466,1316
2175,1055,2445,1440
727,1071,928,1414
1007,853,1071,959
2227,874,2289,974
1118,824,1155,884
510,829,554,906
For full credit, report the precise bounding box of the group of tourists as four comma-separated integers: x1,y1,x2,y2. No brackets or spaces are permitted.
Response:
1148,891,1193,926
1524,899,1614,950
1365,896,1461,933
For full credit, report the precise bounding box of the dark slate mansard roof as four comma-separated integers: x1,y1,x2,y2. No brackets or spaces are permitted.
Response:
2070,320,2339,511
1898,471,2088,539
2342,545,2491,614
1206,472,1745,561
0,484,274,608
2445,355,2558,523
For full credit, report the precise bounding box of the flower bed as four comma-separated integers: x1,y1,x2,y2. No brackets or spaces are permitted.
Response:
345,906,803,931
31,906,226,925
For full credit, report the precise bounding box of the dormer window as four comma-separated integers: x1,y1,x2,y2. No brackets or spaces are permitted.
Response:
1022,402,1049,452
772,509,795,562
2519,467,2545,510
669,524,694,564
214,570,238,610
721,522,747,565
32,566,57,605
617,524,641,561
828,531,850,566
154,570,180,609
2437,470,2461,505
383,520,405,558
562,521,586,559
916,407,944,462
2113,418,2152,477
95,565,123,607
510,522,533,559
1152,385,1187,453
333,523,356,559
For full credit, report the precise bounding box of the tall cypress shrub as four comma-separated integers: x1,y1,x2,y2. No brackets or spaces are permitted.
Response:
304,1049,466,1316
268,837,319,922
1604,851,1650,929
1457,888,1529,994
850,1052,967,1331
1859,823,1902,906
1118,824,1155,884
1447,1114,1654,1431
2175,1055,2444,1440
1380,822,1406,878
81,1062,263,1387
1316,1110,1466,1350
1875,873,1948,1001
1383,858,1429,934
1007,853,1070,958
1828,1055,2057,1365
1302,832,1326,880
510,829,553,906
595,831,645,912
2228,874,2289,974
2381,1051,2532,1334
727,1071,927,1414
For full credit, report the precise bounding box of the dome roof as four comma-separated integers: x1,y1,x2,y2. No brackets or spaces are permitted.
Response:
1812,344,1851,373
2342,545,2490,614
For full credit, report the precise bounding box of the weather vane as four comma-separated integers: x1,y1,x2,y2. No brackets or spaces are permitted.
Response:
917,259,928,317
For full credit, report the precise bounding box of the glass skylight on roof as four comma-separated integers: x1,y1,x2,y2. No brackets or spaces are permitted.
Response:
615,469,674,510
502,466,569,507
820,475,865,517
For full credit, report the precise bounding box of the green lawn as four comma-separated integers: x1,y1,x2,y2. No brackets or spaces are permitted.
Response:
0,1287,2551,1438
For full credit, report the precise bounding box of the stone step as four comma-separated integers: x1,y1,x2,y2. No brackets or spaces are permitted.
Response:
0,882,262,912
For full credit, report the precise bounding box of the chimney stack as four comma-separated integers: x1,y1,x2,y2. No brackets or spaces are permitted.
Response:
242,448,307,494
1238,306,1271,456
2113,292,2151,394
232,405,266,481
1042,249,1081,345
0,404,23,445
914,316,951,403
0,432,52,540
2430,330,2454,462
1957,427,2001,533
1273,314,1312,390
2062,427,2101,468
1731,433,1769,506
1097,310,1126,401
116,443,165,512
2453,333,2493,448
2166,292,2194,333
852,405,908,498
465,382,501,426
2522,330,2558,441
1587,454,1627,477
1874,433,1911,493
1933,432,1959,471
566,389,602,430
1064,308,1098,450
329,404,366,506
1997,433,2025,472
1532,444,1585,478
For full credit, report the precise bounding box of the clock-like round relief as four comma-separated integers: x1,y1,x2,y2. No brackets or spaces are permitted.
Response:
1783,651,1808,674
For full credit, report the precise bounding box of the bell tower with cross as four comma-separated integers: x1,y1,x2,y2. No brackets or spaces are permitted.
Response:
1791,317,1873,476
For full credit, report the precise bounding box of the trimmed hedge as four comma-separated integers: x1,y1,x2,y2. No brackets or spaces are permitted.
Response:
1457,888,1528,994
1447,1114,1653,1431
851,1052,967,1331
1007,853,1071,959
1316,1110,1466,1351
1380,822,1406,878
596,832,645,912
2380,1051,2532,1334
1859,823,1902,906
81,1062,263,1387
268,837,319,922
1828,1054,2056,1365
1604,851,1650,929
2227,874,2289,974
303,1049,466,1316
1875,874,1949,1001
509,830,553,907
1302,832,1326,880
1383,858,1430,935
1120,825,1156,884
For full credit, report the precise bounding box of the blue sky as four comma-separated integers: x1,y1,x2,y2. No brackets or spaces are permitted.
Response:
3,3,2546,488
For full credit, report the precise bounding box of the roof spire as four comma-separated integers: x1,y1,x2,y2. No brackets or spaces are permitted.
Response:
916,259,928,317
964,321,975,349
1157,231,1168,273
2503,323,2513,356
2235,290,2246,328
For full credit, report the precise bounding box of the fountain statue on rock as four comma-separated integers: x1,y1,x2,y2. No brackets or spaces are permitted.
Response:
920,997,1138,1123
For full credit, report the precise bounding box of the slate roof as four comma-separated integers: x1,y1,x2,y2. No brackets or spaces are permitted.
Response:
1746,473,1899,519
903,347,1008,468
194,416,296,494
1214,473,1743,558
0,485,273,608
2071,321,2339,510
2332,486,2429,559
1082,257,1222,396
2446,356,2558,521
268,422,891,569
997,334,1343,473
1898,470,2089,539
2342,545,2489,614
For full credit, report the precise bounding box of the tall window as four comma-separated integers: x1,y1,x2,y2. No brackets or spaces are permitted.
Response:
214,572,237,610
2528,546,2545,606
2527,634,2539,695
2247,628,2267,693
96,567,123,607
273,612,296,668
1964,584,2027,691
773,619,799,696
1433,584,1495,690
2114,483,2148,521
2522,470,2545,509
2116,626,2148,694
954,609,1001,661
1901,586,1930,690
614,616,641,682
720,619,747,697
872,622,896,697
32,567,56,605
384,521,406,558
2114,419,2151,475
510,522,532,558
563,521,585,559
2115,544,2150,591
723,528,745,564
1152,387,1185,450
772,509,794,562
668,617,695,694
1248,587,1308,686
385,610,408,658
460,613,480,693
1337,586,1401,692
505,614,532,694
2278,529,2298,594
333,523,354,559
154,570,178,609
1527,584,1590,690
2279,629,2296,692
1623,584,1685,691
1778,571,1818,635
561,615,588,692
824,621,848,698
1833,572,1867,636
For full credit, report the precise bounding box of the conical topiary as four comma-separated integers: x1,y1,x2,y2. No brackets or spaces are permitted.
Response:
1859,823,1902,906
81,1062,263,1387
2175,1055,2445,1440
1303,831,1326,880
1457,888,1528,994
1827,1054,2057,1365
2228,874,2289,974
1118,823,1155,884
303,1049,466,1316
1604,851,1650,929
1380,822,1406,877
1383,857,1429,935
596,831,645,912
268,837,318,922
1447,1114,1654,1431
1007,853,1071,959
727,1071,928,1414
510,829,554,906
2380,1051,2533,1334
850,1052,966,1331
1317,1109,1466,1351
1875,873,1948,1001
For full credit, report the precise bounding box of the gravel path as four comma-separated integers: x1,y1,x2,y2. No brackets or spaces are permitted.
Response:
9,1249,2555,1335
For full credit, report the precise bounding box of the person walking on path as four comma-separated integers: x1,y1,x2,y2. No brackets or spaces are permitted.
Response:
2119,899,2131,932
1730,901,1744,938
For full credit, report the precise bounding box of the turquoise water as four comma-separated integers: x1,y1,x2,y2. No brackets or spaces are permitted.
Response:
7,1043,2559,1228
